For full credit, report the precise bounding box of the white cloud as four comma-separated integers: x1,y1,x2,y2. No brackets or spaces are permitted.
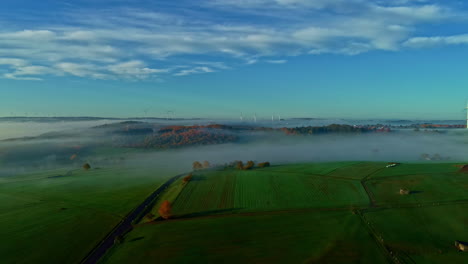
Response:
174,66,215,76
107,60,170,79
3,74,43,81
2,65,56,80
265,59,287,64
55,62,109,79
404,34,468,47
0,58,28,67
0,0,464,81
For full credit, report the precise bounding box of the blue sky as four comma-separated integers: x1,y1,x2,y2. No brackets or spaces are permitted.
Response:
1,0,468,119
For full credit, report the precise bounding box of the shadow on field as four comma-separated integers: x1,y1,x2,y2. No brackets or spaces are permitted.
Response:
128,237,145,242
176,208,242,219
191,175,208,181
410,190,423,195
47,170,74,179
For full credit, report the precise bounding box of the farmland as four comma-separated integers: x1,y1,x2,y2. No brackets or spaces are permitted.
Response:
171,169,368,216
1,161,467,263
103,161,468,264
102,210,387,264
0,166,176,264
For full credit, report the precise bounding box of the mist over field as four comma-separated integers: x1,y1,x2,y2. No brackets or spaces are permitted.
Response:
0,119,467,178
126,131,468,166
0,120,117,141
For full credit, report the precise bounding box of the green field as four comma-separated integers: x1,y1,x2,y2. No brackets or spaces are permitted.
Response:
0,166,176,264
171,169,368,217
364,204,468,264
103,211,387,264
102,161,468,264
2,161,467,264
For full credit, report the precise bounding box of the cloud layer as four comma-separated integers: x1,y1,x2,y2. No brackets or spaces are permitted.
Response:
0,0,465,81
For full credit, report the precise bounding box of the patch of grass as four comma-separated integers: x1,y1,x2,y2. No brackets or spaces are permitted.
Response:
327,162,388,179
370,163,461,179
263,161,360,175
364,204,468,263
367,172,468,206
0,201,119,264
0,166,173,264
102,211,387,264
140,178,187,223
170,170,368,217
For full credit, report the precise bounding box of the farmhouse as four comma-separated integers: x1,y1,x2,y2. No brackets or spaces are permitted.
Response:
399,188,410,195
455,241,467,252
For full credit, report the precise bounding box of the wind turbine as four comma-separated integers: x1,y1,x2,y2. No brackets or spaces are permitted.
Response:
166,110,175,120
465,101,468,129
240,112,244,122
253,113,257,123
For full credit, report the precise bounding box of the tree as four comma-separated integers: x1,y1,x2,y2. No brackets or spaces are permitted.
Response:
258,162,270,168
235,161,244,170
243,161,255,170
82,163,91,170
158,200,172,219
183,173,193,183
192,161,203,170
203,160,211,168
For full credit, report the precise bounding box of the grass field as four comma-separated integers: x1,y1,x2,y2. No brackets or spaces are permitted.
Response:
102,211,388,264
364,204,468,264
171,169,368,217
101,161,468,264
2,161,467,264
0,166,175,264
366,169,468,205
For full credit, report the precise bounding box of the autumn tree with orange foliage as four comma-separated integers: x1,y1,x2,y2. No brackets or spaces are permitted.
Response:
243,161,255,170
258,162,270,168
183,173,193,183
203,161,211,168
235,161,244,170
158,200,172,219
193,161,203,170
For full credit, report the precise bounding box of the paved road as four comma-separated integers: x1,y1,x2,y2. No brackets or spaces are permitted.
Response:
80,173,185,264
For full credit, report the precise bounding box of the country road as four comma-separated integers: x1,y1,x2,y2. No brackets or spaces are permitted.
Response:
80,173,185,264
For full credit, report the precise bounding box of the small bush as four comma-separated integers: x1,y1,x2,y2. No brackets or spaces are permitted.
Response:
192,161,203,170
82,163,91,170
183,173,193,183
258,162,270,168
145,213,155,221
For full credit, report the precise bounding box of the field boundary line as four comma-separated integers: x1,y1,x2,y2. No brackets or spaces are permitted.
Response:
254,169,361,181
365,171,460,182
139,205,358,226
356,209,402,264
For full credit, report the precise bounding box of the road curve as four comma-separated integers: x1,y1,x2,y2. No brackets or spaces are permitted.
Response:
80,173,185,264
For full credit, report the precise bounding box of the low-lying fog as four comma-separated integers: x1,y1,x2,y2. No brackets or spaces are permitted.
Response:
0,120,467,177
0,120,117,140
